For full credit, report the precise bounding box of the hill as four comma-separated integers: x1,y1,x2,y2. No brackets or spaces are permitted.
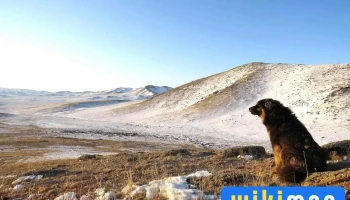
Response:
107,62,349,147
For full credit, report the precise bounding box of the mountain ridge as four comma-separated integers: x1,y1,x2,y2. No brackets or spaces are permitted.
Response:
0,85,173,97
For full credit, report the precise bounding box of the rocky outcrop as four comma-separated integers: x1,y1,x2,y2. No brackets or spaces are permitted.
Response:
216,146,266,159
322,140,350,161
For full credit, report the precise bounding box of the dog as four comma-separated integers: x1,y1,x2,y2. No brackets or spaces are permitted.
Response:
249,98,327,183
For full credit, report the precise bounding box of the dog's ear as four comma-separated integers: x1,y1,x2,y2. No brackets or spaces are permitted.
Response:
263,99,276,111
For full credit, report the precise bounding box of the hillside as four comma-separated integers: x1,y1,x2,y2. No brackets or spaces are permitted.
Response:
0,62,348,148
114,62,349,117
106,62,350,147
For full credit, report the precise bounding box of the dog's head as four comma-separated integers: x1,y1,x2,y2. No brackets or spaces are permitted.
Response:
249,98,293,124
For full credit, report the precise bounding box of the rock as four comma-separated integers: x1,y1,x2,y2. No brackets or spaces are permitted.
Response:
302,168,350,186
78,154,101,161
164,148,192,156
327,161,350,171
216,146,266,158
322,140,350,161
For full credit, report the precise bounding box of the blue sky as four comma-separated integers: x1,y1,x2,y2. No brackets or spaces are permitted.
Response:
0,0,349,92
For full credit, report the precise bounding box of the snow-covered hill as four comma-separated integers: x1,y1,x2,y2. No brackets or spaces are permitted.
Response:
115,63,349,117
106,62,349,147
1,63,349,149
132,85,173,97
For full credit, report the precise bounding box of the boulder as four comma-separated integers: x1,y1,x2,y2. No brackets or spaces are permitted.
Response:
302,168,350,199
164,148,192,156
216,146,266,159
322,140,350,161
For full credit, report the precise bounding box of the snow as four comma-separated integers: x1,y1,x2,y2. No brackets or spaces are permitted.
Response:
21,145,115,162
132,85,172,97
12,175,43,184
0,87,51,96
187,170,213,177
0,85,171,99
95,188,117,200
105,87,133,94
54,189,116,200
146,85,172,94
27,194,36,200
237,155,255,160
0,175,17,179
0,63,349,151
123,170,218,200
13,184,24,190
54,192,78,200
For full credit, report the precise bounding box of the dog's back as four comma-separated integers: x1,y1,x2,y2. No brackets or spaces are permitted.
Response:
273,116,327,182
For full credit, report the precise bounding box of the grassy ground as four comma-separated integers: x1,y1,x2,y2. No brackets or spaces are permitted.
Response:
0,126,349,200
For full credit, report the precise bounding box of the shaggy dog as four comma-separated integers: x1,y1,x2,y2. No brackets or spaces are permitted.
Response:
249,98,327,183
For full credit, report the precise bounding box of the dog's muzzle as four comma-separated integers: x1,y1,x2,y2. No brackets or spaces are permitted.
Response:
249,106,257,115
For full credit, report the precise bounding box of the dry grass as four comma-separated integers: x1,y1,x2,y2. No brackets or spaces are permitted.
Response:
2,147,349,200
0,147,270,199
0,126,349,199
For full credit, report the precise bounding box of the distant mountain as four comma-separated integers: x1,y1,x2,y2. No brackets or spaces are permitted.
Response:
0,85,172,98
0,88,51,96
145,85,173,94
105,87,133,94
132,85,173,97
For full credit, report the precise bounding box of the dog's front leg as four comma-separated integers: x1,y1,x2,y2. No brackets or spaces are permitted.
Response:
272,144,282,174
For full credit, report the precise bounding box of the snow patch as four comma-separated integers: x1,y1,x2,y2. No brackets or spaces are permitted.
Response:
237,155,255,160
12,175,42,185
27,194,36,200
54,192,78,200
13,184,24,190
187,170,213,177
0,174,17,179
123,170,218,200
22,145,115,162
95,188,117,200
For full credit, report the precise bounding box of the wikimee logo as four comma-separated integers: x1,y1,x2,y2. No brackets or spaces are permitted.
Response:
221,187,345,200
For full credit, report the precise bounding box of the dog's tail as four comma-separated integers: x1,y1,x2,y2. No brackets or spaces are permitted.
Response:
278,165,308,183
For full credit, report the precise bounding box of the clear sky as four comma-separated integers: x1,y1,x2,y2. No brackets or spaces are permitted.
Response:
0,0,349,92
